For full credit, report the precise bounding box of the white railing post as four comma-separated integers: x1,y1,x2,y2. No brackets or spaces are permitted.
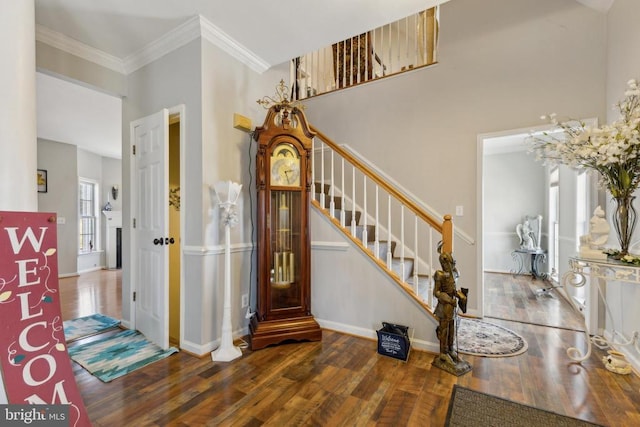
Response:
387,195,392,270
311,137,315,202
340,158,345,227
351,166,356,236
374,185,380,259
362,176,368,246
329,151,335,218
413,215,419,294
320,141,325,209
429,227,434,307
400,205,405,282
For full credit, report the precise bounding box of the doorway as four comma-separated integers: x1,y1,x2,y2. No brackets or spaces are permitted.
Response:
168,114,181,347
129,105,184,350
478,125,563,327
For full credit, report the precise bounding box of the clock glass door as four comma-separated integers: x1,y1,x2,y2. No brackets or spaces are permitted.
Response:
270,190,301,310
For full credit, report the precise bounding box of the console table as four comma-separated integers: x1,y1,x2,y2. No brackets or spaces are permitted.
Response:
511,248,547,280
562,256,640,363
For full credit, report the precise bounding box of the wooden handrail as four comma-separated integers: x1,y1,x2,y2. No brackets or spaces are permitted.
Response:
310,125,453,253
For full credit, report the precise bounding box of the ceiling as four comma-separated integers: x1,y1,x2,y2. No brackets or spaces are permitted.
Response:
33,0,614,159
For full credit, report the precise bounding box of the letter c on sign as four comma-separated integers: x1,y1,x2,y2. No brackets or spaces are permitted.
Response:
18,321,50,352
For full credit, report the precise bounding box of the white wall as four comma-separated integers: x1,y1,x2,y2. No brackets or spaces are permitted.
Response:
37,139,78,275
602,0,640,369
483,150,546,273
304,0,607,318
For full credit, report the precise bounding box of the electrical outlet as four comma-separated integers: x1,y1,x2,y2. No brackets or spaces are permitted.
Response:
241,293,249,308
455,205,464,216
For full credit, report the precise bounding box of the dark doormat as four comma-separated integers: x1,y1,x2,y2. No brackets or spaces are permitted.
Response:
445,385,604,427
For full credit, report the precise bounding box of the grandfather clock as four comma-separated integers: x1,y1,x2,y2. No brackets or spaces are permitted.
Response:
250,98,322,350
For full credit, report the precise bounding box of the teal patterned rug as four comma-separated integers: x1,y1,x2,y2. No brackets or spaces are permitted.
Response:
68,329,179,382
63,313,121,342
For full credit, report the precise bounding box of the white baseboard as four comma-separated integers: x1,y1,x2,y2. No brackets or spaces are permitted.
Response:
181,325,249,357
316,318,439,354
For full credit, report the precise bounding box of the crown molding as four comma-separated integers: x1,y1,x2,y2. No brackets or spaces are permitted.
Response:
37,15,271,76
122,15,271,74
35,24,125,74
199,16,270,74
123,15,202,74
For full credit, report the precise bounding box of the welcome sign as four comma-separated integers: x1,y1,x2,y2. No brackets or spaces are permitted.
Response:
0,211,91,426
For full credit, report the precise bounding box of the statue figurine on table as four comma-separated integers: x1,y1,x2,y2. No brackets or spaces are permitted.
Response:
579,206,610,260
516,219,535,250
432,246,472,376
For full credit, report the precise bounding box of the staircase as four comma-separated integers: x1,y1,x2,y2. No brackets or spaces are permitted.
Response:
310,125,453,318
314,182,433,303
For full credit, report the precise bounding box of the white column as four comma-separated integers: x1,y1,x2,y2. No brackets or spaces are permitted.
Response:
0,1,37,212
0,0,36,405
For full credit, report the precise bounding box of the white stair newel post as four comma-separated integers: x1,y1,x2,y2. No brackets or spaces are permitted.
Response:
387,195,392,270
362,176,368,245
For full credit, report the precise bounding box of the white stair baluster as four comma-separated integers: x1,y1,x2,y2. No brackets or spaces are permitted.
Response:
400,205,405,282
351,166,356,236
329,151,335,218
429,227,434,308
340,158,345,227
374,185,380,259
414,215,419,295
362,177,368,245
320,141,325,209
387,195,392,270
311,137,315,201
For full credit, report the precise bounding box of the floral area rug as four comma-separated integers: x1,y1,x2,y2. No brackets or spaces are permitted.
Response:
63,313,121,342
456,317,528,357
68,329,178,382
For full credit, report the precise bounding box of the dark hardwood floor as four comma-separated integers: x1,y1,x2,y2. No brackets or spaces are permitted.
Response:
59,270,640,426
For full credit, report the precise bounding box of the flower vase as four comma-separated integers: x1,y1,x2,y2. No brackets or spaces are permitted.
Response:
612,195,637,256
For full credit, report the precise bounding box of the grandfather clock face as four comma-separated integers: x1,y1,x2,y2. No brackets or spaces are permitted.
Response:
270,143,301,187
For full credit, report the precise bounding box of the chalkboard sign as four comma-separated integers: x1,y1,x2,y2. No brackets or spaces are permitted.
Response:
376,322,410,362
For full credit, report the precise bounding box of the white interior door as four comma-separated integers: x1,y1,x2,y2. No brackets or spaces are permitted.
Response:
131,109,169,349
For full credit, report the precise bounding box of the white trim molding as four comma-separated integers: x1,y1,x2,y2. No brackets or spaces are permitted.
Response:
199,16,269,74
36,24,126,74
37,15,271,76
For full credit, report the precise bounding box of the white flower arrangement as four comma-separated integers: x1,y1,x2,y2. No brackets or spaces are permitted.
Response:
528,79,640,199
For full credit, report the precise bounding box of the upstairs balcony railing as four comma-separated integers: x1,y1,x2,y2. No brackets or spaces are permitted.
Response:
291,6,439,100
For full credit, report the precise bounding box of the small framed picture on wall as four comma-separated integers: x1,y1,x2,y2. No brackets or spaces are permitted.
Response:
37,169,47,193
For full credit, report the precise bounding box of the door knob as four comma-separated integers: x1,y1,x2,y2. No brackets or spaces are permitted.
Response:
169,237,175,244
165,237,170,245
153,238,164,245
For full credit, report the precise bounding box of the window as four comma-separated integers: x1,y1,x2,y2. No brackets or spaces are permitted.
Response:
79,179,99,253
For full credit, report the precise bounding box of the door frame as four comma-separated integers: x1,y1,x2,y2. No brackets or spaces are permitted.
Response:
128,104,186,349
